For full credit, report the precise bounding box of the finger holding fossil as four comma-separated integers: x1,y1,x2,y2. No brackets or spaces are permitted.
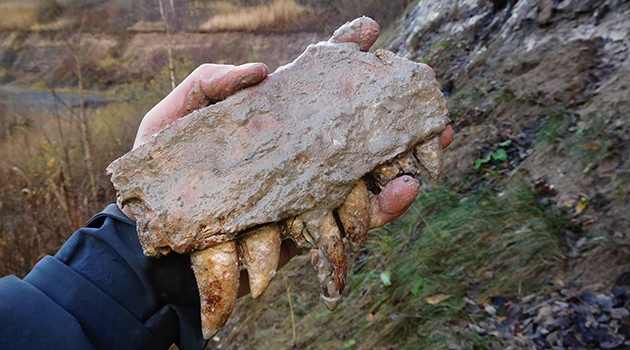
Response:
328,16,380,52
369,176,420,229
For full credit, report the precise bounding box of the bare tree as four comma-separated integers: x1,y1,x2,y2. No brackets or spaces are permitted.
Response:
159,0,177,90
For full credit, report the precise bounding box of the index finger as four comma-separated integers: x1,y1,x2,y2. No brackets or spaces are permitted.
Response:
134,62,269,148
328,17,380,52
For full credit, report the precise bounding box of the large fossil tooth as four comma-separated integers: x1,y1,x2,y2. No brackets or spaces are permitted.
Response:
190,242,240,340
310,211,347,310
336,179,370,253
237,224,282,298
414,137,444,181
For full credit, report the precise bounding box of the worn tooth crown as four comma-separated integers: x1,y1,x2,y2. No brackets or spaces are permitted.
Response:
238,224,281,299
414,137,444,181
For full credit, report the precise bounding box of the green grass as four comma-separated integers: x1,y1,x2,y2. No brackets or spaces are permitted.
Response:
536,108,574,144
536,108,619,174
338,184,564,348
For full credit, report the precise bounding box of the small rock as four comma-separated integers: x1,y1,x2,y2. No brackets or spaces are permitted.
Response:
485,305,497,316
546,330,560,346
491,296,508,308
609,308,630,319
466,303,481,313
554,315,570,327
600,334,624,349
468,323,486,334
576,237,587,247
536,304,553,321
521,294,537,303
556,301,570,309
568,249,581,258
537,0,555,24
583,292,596,305
508,303,521,318
597,313,611,322
513,335,529,347
597,294,614,311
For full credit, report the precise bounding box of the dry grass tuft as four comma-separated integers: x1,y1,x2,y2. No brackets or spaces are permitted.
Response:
0,81,164,278
126,20,166,33
0,2,39,31
29,17,76,32
199,0,314,32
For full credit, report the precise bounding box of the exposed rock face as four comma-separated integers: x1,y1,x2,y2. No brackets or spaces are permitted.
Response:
388,0,630,211
107,37,449,257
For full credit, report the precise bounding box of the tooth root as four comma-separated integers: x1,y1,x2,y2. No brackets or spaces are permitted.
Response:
414,137,444,181
337,179,370,253
238,224,282,298
310,211,347,311
190,242,240,340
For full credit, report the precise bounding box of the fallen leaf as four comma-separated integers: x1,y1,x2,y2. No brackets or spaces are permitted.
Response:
584,141,602,151
359,298,373,309
558,193,581,208
492,148,508,162
380,270,392,287
575,197,588,215
424,292,450,305
550,274,565,287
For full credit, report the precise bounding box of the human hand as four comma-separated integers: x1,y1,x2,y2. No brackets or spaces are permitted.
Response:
133,62,270,149
120,63,269,218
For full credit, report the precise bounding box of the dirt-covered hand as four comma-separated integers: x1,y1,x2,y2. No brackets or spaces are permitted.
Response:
133,62,270,149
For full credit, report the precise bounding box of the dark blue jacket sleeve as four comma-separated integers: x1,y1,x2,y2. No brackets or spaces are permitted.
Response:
0,204,208,350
